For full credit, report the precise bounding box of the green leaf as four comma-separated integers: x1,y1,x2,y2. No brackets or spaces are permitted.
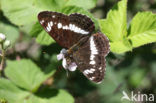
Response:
19,23,35,35
29,21,55,46
0,0,58,26
30,6,99,45
0,78,29,103
36,30,55,45
48,89,74,103
18,88,74,103
99,0,127,41
0,79,74,103
0,0,97,26
30,22,55,45
36,88,74,103
128,12,156,47
110,38,132,53
99,0,131,53
5,59,56,92
29,22,43,37
0,22,19,45
24,94,48,103
65,0,97,9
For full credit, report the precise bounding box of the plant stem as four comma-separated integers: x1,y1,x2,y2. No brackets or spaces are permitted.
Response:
0,45,5,76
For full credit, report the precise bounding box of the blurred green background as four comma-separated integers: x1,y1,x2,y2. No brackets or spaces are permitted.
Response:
0,0,156,103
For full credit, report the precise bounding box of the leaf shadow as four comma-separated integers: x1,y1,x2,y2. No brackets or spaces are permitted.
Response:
38,43,62,74
35,88,59,99
66,71,97,97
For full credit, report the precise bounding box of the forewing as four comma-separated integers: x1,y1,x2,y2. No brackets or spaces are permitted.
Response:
38,11,95,48
69,13,95,34
72,32,110,83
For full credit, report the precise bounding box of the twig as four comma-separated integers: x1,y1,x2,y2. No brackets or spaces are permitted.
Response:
0,45,5,76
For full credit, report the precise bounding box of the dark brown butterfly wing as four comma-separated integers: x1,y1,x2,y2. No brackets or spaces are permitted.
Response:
72,32,110,83
38,11,95,48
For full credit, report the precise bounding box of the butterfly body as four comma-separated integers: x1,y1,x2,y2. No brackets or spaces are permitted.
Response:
38,11,110,83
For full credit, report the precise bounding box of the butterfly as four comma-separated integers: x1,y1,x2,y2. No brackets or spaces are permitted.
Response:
38,11,110,83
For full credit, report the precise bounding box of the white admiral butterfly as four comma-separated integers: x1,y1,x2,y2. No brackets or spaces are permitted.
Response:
38,11,110,83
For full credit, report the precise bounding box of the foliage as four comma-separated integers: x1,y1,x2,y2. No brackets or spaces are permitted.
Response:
0,59,74,103
0,0,156,103
1,0,98,45
1,0,155,52
99,0,156,53
0,22,19,45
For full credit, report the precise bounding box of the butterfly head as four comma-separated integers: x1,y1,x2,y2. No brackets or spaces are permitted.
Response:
57,49,77,71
